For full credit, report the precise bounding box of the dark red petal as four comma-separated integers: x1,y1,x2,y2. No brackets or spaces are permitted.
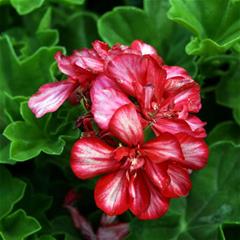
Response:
100,214,117,226
176,133,209,169
94,170,129,215
97,223,129,240
141,133,183,163
70,137,119,179
91,76,130,130
144,160,170,190
109,104,144,146
64,205,96,240
162,164,192,198
137,177,169,220
129,171,150,215
28,80,76,118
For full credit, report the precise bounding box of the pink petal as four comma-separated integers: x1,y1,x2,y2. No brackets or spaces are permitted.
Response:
70,137,119,179
109,104,144,146
28,80,76,118
94,170,129,215
91,76,131,130
90,74,119,94
92,40,109,59
75,55,104,73
106,53,142,95
152,118,193,136
129,171,150,215
144,160,170,190
64,205,96,240
137,177,169,220
131,40,164,65
176,133,209,169
185,115,207,138
160,83,201,115
55,51,85,78
106,54,166,101
163,65,191,79
162,164,192,198
141,133,183,163
97,223,129,240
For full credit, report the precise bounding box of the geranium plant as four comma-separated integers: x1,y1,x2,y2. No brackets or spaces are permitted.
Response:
1,0,240,239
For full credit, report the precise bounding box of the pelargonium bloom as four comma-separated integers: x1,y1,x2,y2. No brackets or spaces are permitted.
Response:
28,39,208,220
70,104,208,219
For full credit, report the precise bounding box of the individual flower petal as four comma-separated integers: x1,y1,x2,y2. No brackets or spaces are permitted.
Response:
152,118,193,136
129,171,150,215
163,65,191,80
91,76,131,130
144,160,170,190
75,54,104,73
141,133,183,163
185,115,207,138
28,80,76,118
109,104,144,146
92,40,110,59
64,205,96,240
137,176,169,220
70,138,119,179
94,170,129,215
106,53,143,95
97,223,129,240
55,51,84,78
162,164,192,198
130,40,163,65
176,133,209,169
161,83,201,114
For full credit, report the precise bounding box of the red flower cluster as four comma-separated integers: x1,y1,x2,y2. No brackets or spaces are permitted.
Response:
28,40,208,220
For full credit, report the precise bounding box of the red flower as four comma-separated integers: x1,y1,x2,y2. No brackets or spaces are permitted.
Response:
70,104,208,219
28,39,208,220
92,53,206,138
28,40,160,118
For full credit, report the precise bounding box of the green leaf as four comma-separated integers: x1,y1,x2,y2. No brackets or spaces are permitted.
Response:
168,0,240,55
51,216,81,240
129,143,240,239
37,236,56,240
143,0,195,73
0,167,26,220
58,0,85,5
0,209,41,240
10,0,45,15
233,107,240,125
207,121,240,146
216,65,240,109
3,102,80,161
98,6,159,47
0,135,15,164
60,12,99,51
0,35,63,96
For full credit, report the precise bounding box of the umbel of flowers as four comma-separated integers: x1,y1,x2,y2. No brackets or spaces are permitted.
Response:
28,40,208,220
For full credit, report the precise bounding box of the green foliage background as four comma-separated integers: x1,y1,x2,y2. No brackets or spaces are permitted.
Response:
0,0,240,239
